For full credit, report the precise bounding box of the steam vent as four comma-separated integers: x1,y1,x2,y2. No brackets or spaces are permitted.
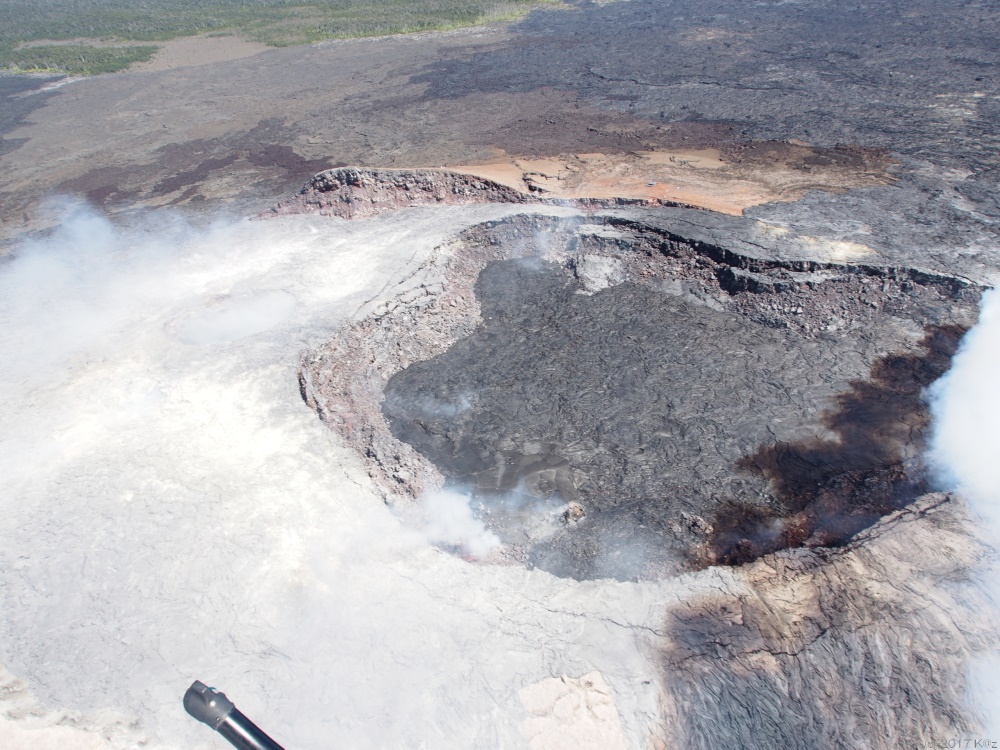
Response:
300,211,982,581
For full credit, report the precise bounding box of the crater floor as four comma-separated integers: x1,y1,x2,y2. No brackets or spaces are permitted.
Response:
383,258,964,579
303,210,981,580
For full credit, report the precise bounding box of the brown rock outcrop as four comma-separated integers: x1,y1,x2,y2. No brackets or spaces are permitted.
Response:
268,168,533,220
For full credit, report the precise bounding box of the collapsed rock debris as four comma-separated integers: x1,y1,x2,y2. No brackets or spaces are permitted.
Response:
299,212,981,580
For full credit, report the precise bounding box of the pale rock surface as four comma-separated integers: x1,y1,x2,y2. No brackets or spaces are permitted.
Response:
571,254,624,294
0,666,152,750
520,672,627,750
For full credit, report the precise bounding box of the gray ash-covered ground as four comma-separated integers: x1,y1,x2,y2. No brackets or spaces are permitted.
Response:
380,214,980,580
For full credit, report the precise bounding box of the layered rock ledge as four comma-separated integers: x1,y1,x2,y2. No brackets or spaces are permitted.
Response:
266,167,698,220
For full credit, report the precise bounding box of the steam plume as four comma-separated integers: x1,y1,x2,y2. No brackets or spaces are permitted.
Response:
927,288,1000,733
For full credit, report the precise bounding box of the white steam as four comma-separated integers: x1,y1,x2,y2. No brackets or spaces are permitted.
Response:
174,290,297,345
928,289,1000,526
969,656,1000,737
0,201,663,750
420,488,500,559
927,288,1000,734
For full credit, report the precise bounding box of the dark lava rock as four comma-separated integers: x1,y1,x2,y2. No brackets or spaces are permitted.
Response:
379,216,981,580
0,75,62,158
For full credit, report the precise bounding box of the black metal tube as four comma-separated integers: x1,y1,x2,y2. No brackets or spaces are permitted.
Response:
184,681,286,750
217,709,286,750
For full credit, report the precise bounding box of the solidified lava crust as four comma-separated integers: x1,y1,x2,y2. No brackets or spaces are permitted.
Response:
697,324,967,568
300,211,982,581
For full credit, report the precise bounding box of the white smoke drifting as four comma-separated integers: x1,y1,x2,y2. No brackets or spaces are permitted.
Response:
927,288,1000,734
928,289,1000,526
420,488,501,559
174,290,298,346
0,201,663,749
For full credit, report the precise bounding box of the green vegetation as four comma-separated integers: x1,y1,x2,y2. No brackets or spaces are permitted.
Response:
0,43,158,74
0,0,550,74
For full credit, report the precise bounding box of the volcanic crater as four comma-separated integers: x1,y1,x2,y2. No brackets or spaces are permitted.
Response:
300,207,981,581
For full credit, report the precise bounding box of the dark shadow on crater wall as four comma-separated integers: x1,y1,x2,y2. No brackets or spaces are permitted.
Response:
699,325,967,567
